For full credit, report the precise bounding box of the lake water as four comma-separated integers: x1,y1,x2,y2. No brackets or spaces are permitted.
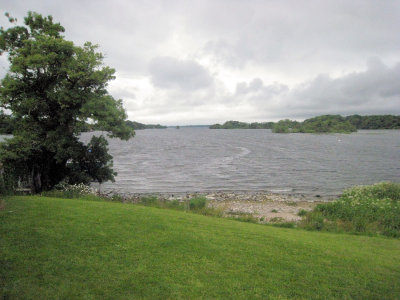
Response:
81,129,400,196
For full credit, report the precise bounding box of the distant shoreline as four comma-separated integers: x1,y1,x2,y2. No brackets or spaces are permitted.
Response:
209,114,400,132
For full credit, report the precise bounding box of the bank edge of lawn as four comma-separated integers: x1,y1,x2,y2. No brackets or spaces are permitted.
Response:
1,196,400,299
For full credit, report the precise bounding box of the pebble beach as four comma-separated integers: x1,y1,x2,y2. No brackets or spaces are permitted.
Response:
102,190,338,222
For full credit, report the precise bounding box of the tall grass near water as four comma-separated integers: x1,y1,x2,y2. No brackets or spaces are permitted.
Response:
300,182,400,237
42,185,222,218
138,195,223,217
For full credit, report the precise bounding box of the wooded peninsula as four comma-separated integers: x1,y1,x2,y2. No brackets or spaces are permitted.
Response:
210,114,400,133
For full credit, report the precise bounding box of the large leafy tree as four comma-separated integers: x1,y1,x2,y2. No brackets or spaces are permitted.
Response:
0,12,134,192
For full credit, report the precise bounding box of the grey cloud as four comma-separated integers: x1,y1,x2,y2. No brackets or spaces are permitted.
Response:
1,1,177,74
219,59,400,122
291,59,400,109
149,56,213,91
236,78,263,94
204,39,248,69
130,59,400,124
3,0,400,77
235,78,288,99
109,87,136,102
200,0,400,75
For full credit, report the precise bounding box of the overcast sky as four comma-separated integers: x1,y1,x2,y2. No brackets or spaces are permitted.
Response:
1,0,400,125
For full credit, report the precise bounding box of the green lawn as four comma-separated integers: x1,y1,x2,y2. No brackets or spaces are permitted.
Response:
1,196,400,299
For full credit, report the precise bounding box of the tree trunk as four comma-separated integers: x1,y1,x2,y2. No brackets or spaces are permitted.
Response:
32,168,42,193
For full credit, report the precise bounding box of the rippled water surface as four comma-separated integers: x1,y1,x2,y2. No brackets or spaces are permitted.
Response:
82,129,400,196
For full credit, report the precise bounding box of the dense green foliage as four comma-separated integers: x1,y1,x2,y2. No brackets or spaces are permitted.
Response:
1,196,400,299
211,115,400,132
346,114,400,129
0,12,134,192
0,111,14,134
272,115,357,133
271,119,301,133
301,182,400,237
210,120,274,129
300,115,357,133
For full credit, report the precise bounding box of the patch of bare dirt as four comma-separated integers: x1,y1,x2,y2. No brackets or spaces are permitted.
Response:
203,192,334,222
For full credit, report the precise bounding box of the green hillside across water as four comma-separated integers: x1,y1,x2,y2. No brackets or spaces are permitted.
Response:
1,196,400,299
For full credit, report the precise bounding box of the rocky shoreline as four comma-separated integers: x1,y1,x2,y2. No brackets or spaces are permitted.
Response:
101,190,339,222
205,192,335,222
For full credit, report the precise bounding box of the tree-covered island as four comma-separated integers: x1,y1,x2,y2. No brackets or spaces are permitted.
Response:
273,115,357,133
210,114,400,133
345,114,400,129
125,120,167,130
210,120,274,129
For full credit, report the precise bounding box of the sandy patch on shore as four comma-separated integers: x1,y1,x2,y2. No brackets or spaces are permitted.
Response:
203,192,333,222
209,199,314,222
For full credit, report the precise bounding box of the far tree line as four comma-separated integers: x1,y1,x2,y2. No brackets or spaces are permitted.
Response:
210,114,400,133
2,113,399,135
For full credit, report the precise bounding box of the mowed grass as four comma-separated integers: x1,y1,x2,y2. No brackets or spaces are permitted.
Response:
1,196,400,299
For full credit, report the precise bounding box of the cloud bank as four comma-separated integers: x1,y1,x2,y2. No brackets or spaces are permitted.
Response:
1,0,400,124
